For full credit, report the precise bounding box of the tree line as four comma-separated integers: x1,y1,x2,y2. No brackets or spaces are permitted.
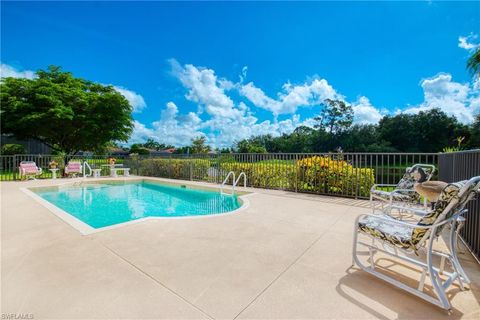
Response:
235,106,480,154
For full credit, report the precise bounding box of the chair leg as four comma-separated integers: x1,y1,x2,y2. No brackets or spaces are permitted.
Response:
370,194,375,214
353,224,454,310
449,220,471,286
352,228,359,267
427,238,452,310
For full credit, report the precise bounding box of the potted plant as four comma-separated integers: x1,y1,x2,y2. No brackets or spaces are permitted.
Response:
49,160,58,169
107,157,116,166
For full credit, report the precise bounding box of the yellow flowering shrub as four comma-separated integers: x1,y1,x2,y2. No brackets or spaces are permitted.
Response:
220,162,297,189
297,156,374,197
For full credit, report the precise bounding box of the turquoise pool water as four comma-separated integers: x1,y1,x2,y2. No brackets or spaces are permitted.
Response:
33,180,241,228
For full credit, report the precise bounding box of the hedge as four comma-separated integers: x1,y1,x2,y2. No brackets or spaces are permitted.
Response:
138,158,211,180
138,156,375,198
221,156,374,197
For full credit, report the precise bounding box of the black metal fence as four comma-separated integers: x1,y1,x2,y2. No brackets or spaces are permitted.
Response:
0,154,131,180
439,150,480,261
1,152,439,198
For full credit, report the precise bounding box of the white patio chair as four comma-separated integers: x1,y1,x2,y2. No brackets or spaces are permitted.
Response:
370,164,436,214
353,176,480,311
19,161,43,180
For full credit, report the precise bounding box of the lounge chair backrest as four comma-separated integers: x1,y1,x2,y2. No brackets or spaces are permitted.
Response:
396,164,435,192
19,161,40,174
66,161,82,172
411,176,480,245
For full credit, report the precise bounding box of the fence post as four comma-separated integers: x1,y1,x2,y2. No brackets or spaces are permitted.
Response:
355,153,359,199
13,155,17,180
295,154,298,193
189,154,193,181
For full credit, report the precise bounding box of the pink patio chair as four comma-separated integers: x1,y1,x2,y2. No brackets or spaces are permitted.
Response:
19,161,43,180
65,161,83,177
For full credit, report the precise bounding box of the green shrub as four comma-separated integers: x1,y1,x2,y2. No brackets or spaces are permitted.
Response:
220,162,297,189
138,158,210,180
1,144,26,155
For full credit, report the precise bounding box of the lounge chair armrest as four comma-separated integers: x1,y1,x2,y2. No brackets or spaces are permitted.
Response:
389,204,430,216
355,213,421,229
371,184,397,191
391,189,416,194
355,209,467,230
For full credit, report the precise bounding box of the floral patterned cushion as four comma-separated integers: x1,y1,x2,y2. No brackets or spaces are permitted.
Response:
396,165,433,191
358,215,416,250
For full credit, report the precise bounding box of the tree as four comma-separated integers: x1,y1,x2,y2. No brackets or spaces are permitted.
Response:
190,136,211,154
378,109,465,152
0,66,133,154
236,140,267,153
1,144,26,155
141,138,174,151
314,99,353,134
467,48,480,78
142,138,163,151
129,143,150,155
337,124,395,152
469,114,480,148
218,147,232,154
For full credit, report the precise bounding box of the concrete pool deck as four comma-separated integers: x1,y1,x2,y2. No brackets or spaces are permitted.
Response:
1,176,479,319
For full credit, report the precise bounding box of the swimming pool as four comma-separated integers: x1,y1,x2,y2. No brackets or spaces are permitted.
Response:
29,180,242,232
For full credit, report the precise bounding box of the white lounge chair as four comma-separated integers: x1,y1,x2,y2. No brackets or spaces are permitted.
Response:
370,164,436,213
65,161,83,177
19,161,43,180
353,176,480,311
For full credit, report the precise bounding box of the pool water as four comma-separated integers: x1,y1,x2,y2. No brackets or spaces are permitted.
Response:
33,180,241,228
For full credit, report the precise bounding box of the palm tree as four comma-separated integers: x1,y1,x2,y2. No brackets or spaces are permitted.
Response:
467,48,480,77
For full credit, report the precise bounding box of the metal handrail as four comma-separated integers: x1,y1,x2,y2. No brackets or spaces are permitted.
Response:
221,171,235,195
83,161,92,178
234,172,247,189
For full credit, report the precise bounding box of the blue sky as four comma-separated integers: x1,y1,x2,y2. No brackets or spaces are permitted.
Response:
1,1,479,147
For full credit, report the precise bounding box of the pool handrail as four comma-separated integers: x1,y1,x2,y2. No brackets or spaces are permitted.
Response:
235,172,247,189
83,161,92,178
221,171,236,195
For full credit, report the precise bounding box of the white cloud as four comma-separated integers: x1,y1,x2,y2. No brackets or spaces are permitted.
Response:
140,61,480,148
352,96,385,124
128,120,155,144
169,59,239,119
0,63,36,79
133,60,387,147
458,34,479,51
240,82,281,113
401,73,479,123
129,99,316,148
240,78,339,116
239,66,248,83
128,102,204,147
112,86,146,113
